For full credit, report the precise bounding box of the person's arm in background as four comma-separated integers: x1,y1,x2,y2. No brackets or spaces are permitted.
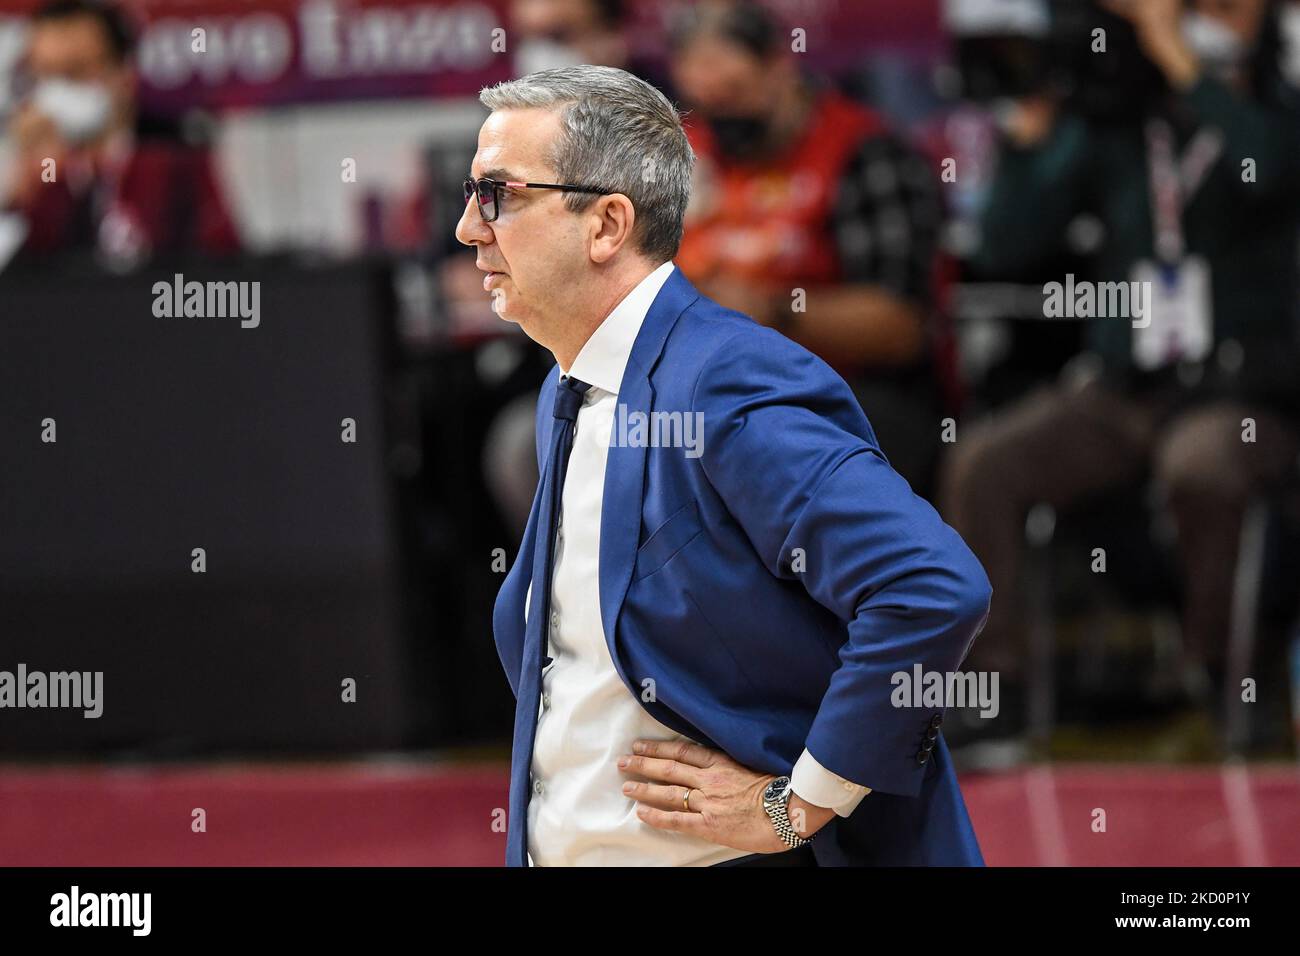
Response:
697,133,941,368
1104,0,1300,201
786,133,942,368
2,103,74,254
707,134,942,368
693,327,992,799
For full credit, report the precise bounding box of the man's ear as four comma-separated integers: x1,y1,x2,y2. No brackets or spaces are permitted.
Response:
588,193,636,264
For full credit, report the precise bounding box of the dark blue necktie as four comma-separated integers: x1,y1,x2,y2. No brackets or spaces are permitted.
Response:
506,373,592,867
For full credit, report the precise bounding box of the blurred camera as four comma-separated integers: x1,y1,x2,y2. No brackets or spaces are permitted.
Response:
945,0,1167,122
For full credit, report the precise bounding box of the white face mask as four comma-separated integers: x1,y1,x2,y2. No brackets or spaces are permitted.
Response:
1181,11,1248,70
31,77,112,143
514,38,586,77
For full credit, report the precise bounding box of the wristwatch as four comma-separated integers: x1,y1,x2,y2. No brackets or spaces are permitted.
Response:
762,775,813,849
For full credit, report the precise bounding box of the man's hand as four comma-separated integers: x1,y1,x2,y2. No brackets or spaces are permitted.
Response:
5,104,69,207
617,738,836,853
1001,94,1060,148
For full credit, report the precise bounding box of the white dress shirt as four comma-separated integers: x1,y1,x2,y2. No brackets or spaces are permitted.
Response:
524,260,869,866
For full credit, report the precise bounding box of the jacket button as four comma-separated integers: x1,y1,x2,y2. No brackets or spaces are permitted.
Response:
930,714,943,729
916,750,930,765
925,727,940,741
921,737,936,752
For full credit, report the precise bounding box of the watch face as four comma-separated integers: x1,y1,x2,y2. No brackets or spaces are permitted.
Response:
764,776,789,801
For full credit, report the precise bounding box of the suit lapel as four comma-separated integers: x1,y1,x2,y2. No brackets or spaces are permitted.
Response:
597,266,699,678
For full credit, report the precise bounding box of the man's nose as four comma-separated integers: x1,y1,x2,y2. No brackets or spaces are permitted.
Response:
455,195,492,247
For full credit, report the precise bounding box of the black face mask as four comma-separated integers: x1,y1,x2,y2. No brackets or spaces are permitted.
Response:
706,114,772,159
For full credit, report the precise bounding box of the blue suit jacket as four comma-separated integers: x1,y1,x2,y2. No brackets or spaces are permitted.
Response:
493,265,991,866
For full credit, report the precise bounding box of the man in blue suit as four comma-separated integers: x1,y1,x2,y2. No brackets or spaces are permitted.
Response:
456,64,992,866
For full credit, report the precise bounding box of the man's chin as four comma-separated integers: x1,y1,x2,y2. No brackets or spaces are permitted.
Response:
494,290,539,332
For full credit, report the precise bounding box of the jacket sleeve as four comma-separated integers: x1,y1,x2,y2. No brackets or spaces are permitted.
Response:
691,326,991,797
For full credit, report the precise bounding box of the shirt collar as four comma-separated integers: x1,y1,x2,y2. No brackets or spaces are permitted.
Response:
562,260,676,397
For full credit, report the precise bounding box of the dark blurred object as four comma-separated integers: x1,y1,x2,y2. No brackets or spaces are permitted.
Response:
952,32,1057,102
951,0,1297,121
0,258,407,756
948,0,1166,121
945,0,1057,100
1047,0,1169,122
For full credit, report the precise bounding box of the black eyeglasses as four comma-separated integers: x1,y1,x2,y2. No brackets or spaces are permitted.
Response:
462,177,611,223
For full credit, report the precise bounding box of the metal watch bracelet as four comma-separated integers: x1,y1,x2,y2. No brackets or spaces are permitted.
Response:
763,775,813,849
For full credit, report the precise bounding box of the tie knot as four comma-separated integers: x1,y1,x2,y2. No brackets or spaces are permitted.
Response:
553,375,592,422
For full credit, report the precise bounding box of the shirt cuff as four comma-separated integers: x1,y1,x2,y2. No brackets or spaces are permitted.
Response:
789,747,871,818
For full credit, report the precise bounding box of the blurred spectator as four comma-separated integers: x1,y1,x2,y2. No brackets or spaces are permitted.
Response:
1,0,239,268
940,0,1300,746
668,0,948,496
511,0,658,81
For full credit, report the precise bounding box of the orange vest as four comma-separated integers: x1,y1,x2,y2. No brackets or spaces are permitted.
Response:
677,90,886,288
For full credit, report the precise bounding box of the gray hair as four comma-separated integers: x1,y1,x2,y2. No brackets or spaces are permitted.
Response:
479,65,695,263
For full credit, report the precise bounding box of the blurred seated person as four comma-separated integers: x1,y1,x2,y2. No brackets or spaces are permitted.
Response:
940,0,1300,745
668,1,947,497
1,0,239,267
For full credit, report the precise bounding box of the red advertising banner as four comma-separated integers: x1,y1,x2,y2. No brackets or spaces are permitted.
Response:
0,0,942,114
0,0,515,111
